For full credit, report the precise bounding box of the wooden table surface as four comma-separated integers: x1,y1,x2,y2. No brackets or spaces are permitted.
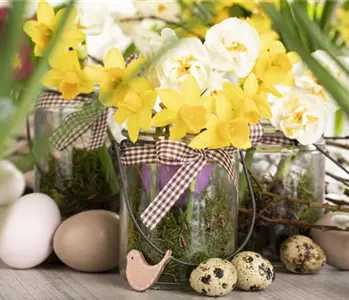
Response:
0,263,347,300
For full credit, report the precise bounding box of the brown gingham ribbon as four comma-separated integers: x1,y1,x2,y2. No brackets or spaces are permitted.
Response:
36,91,109,151
121,124,263,230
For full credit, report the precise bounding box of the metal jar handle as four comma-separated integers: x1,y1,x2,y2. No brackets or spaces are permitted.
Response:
113,141,256,267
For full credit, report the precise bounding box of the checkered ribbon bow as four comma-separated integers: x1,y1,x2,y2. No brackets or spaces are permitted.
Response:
36,91,109,151
121,124,263,230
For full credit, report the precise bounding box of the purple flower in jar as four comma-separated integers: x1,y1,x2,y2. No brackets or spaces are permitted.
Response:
141,164,213,206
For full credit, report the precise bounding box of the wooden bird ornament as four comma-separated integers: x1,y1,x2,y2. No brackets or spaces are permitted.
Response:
126,249,172,291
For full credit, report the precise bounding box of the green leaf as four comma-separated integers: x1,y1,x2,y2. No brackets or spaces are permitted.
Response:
0,1,26,97
319,1,337,33
263,3,349,118
334,110,344,136
0,1,76,155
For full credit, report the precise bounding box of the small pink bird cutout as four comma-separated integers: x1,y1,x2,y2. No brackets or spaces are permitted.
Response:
126,249,172,291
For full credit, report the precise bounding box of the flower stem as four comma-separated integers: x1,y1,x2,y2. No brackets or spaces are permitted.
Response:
239,148,255,204
275,154,296,181
186,179,196,224
96,143,119,195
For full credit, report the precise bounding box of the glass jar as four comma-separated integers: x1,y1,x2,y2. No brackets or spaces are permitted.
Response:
33,91,119,220
119,133,239,289
239,125,325,263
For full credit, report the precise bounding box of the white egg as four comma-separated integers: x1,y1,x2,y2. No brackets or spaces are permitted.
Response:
0,193,61,269
0,160,25,205
231,251,275,291
190,258,237,297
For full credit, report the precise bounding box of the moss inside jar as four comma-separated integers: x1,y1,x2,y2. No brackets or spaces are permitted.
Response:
119,159,239,289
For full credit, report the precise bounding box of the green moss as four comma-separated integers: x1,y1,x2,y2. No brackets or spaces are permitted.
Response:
126,165,236,285
239,166,321,261
40,148,119,219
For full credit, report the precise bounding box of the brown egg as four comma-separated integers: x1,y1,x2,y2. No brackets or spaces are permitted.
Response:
311,212,349,270
53,210,119,272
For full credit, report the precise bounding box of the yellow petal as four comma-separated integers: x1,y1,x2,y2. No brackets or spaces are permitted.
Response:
170,120,188,140
127,114,141,143
62,27,86,47
85,65,104,83
123,57,146,81
42,69,64,88
138,108,152,130
141,90,157,110
23,20,38,39
57,50,81,71
243,73,259,97
34,44,45,57
114,108,132,124
111,85,132,107
229,120,251,149
189,129,225,149
223,82,244,100
54,7,78,30
77,71,94,94
215,91,234,122
128,77,153,94
180,75,200,105
201,96,214,113
157,89,183,111
152,109,177,127
37,0,55,29
105,48,125,70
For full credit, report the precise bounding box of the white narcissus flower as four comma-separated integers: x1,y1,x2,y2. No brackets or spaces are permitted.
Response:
133,0,181,22
141,28,178,61
204,71,231,96
154,37,212,91
294,50,349,113
204,17,260,78
271,88,329,145
77,1,109,36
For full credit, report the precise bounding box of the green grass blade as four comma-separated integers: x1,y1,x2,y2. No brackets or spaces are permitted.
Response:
292,4,349,78
0,1,26,97
263,3,349,117
319,1,337,32
0,0,76,155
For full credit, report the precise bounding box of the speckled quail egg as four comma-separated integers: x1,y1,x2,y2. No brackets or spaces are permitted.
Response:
280,235,326,274
231,251,275,291
190,258,237,297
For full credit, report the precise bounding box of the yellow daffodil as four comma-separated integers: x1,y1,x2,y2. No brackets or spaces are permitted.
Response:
337,8,349,42
23,0,85,57
42,50,94,100
245,13,279,42
254,40,295,97
114,78,156,143
189,113,251,150
152,76,213,140
222,74,272,125
85,48,145,107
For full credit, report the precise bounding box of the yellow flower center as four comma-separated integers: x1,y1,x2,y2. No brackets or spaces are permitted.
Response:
216,121,234,140
226,41,247,52
58,71,79,100
158,4,167,13
33,23,53,48
269,54,292,72
175,55,197,79
119,91,143,113
101,68,123,93
179,105,207,133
